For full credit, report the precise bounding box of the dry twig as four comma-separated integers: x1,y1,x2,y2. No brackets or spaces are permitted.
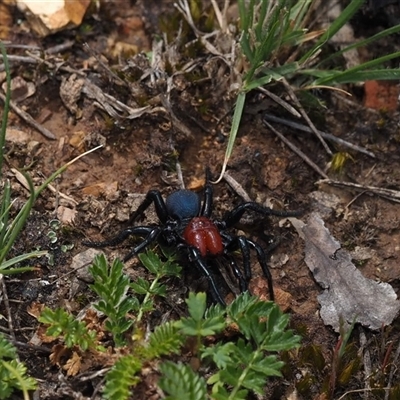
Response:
317,179,400,203
0,278,16,344
263,113,376,158
263,118,328,179
0,92,56,140
223,171,252,202
359,327,371,400
281,76,332,155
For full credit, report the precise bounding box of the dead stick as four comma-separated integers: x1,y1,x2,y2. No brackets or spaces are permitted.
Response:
0,278,16,345
263,113,376,159
317,178,400,203
263,118,328,179
0,92,56,140
281,76,332,155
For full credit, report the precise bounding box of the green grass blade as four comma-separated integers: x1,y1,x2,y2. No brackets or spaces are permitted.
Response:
289,0,314,30
317,69,400,85
0,41,11,178
0,250,47,272
0,146,102,268
314,51,400,85
214,92,246,183
0,172,35,265
300,0,365,64
254,0,269,40
0,180,11,247
318,23,400,67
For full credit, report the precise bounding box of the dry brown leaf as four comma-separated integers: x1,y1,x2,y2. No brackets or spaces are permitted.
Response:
82,308,105,340
63,351,81,376
187,177,205,191
5,127,30,144
27,301,45,318
35,324,58,344
1,76,36,102
57,205,77,225
80,347,116,373
0,2,13,39
302,212,400,332
50,344,70,366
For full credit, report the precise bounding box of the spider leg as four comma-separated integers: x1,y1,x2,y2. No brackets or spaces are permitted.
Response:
246,238,275,301
83,226,155,247
129,190,169,224
123,227,161,261
222,202,301,229
83,226,161,262
226,254,247,292
222,233,251,291
187,247,226,305
200,168,213,218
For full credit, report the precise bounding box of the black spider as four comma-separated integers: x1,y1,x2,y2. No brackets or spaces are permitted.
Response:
83,171,301,305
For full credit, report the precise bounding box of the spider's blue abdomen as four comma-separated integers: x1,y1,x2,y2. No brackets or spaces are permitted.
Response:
166,190,200,220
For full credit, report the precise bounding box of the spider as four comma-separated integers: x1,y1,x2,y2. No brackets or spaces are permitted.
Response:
83,170,301,305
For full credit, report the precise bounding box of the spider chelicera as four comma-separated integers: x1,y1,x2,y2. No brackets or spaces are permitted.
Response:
83,170,300,305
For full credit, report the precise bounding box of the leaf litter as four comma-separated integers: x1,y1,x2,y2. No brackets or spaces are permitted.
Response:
301,212,400,332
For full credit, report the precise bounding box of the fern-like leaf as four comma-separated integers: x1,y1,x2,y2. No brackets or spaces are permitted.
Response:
103,355,142,400
39,307,97,350
148,321,183,357
89,255,138,346
0,334,37,399
0,335,16,359
175,292,225,337
158,361,207,400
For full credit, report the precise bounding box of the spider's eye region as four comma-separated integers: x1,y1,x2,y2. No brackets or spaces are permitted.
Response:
165,190,200,220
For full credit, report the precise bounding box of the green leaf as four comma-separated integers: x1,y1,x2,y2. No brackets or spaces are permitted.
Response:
103,355,142,400
39,307,97,350
300,0,365,63
250,355,284,377
89,255,137,346
138,250,161,274
130,277,151,294
158,361,207,400
0,335,16,360
201,342,235,369
227,291,257,318
162,259,182,276
186,292,207,322
175,292,225,337
148,322,183,357
214,91,246,182
0,333,36,399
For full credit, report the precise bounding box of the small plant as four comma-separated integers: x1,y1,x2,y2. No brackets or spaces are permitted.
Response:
38,307,98,351
133,248,182,321
38,251,299,399
204,0,400,180
0,333,37,400
158,361,207,400
102,268,300,399
165,292,301,400
89,249,181,346
0,42,103,397
89,255,139,346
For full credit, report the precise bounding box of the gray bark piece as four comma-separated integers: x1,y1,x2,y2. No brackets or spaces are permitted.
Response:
303,212,400,332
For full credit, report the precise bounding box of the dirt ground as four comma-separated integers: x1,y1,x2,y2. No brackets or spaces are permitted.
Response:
1,1,400,399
